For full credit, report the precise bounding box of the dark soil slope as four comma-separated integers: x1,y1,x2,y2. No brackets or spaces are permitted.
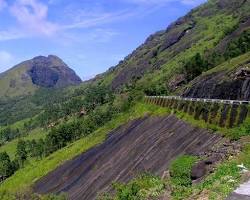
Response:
33,115,222,200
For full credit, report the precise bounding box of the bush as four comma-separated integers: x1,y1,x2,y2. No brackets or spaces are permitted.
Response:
224,30,250,59
169,155,198,187
0,152,15,179
184,53,209,81
99,174,164,200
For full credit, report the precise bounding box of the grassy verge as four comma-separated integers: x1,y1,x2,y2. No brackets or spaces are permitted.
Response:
98,173,165,200
166,159,241,200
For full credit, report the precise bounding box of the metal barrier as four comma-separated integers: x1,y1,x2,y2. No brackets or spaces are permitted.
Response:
146,96,250,105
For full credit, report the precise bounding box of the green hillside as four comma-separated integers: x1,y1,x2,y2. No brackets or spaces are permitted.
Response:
0,0,250,199
0,62,38,98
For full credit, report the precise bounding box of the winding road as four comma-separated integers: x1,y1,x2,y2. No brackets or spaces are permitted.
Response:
227,180,250,200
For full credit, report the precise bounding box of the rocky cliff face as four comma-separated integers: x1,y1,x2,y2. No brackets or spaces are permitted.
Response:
27,55,82,88
109,14,196,90
92,0,250,92
183,53,250,100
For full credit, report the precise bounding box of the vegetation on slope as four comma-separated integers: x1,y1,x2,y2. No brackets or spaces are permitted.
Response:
0,0,249,199
98,174,165,200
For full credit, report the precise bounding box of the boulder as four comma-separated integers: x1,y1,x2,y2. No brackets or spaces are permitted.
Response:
191,161,207,180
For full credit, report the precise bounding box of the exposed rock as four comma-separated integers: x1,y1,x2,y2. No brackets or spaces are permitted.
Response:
33,115,223,200
27,55,82,88
183,59,250,100
109,15,196,90
168,74,187,91
158,20,195,52
235,68,250,80
28,65,59,88
191,161,207,181
191,140,242,183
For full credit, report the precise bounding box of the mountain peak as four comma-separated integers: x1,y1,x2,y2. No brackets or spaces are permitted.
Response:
27,55,82,88
0,55,82,98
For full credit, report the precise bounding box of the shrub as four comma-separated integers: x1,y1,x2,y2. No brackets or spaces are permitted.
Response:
184,53,209,81
169,155,198,187
100,174,164,200
0,152,15,179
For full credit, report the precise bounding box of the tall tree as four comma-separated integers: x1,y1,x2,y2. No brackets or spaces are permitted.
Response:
0,152,13,180
16,140,27,167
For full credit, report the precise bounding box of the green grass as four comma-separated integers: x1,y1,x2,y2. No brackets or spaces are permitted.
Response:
0,118,27,132
0,102,169,194
169,155,198,187
101,173,165,200
0,128,47,159
0,63,38,98
180,140,250,200
237,141,250,169
169,160,241,200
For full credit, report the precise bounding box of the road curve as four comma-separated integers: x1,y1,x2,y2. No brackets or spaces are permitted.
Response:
227,180,250,200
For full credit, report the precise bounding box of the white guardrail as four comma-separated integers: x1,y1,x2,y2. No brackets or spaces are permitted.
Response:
146,96,250,105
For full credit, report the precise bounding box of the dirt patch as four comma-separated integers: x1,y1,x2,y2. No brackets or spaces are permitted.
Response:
33,115,223,200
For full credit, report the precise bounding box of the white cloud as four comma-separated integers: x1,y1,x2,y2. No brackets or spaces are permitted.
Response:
56,28,119,47
0,51,14,72
62,9,135,30
10,0,58,36
0,0,206,43
79,28,119,43
0,29,26,41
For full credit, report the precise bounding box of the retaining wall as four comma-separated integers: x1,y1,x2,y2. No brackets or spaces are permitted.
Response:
145,96,249,128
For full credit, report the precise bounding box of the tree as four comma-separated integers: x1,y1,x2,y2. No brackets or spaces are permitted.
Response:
16,140,27,167
184,53,208,81
34,139,45,159
26,139,38,158
0,152,13,179
83,85,114,112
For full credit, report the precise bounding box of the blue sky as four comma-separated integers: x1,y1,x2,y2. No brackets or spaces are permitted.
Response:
0,0,206,79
